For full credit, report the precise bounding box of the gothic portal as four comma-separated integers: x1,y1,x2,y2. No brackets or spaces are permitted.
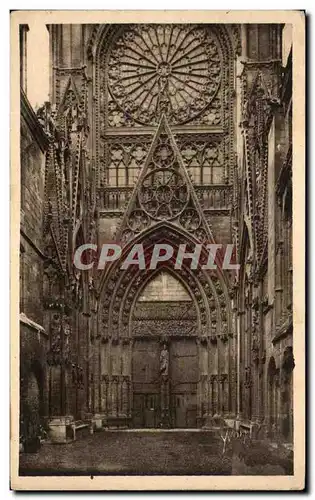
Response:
19,22,293,441
93,24,237,429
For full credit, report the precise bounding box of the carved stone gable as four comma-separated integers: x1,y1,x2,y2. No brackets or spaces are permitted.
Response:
114,115,216,245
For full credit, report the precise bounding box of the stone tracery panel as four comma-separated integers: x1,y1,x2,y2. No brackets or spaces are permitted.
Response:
96,24,236,191
180,138,225,184
103,141,149,188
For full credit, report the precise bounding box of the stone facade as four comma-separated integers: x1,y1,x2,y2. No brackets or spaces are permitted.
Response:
20,87,49,449
19,23,293,445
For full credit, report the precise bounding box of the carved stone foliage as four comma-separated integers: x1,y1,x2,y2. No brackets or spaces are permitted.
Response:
133,319,198,338
107,25,222,126
251,299,260,364
134,301,197,320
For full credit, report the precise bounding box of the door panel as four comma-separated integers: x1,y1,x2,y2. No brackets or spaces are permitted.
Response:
132,339,160,427
133,393,144,428
172,393,197,428
132,338,198,428
170,339,198,427
133,393,160,428
144,394,160,428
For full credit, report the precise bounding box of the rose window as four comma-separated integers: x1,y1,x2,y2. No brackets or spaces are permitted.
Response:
107,24,222,125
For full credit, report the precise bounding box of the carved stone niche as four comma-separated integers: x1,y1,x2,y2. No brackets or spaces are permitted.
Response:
244,366,252,388
220,333,229,343
209,297,216,311
219,323,229,343
121,337,131,346
219,373,228,384
282,346,295,373
251,333,260,365
252,296,259,311
210,333,217,345
261,294,269,312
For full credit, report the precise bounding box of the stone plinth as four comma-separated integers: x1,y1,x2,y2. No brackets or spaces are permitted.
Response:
48,416,75,443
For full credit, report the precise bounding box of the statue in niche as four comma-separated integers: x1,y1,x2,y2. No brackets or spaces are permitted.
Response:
160,343,169,379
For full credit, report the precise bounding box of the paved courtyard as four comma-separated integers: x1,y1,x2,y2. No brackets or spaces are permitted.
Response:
20,430,233,476
19,429,293,476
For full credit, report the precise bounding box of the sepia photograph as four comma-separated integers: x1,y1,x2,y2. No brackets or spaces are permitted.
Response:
10,10,305,491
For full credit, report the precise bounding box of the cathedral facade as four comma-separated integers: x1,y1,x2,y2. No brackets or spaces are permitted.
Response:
19,23,293,447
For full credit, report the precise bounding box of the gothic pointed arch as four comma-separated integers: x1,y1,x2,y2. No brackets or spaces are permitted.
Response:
90,22,239,426
95,220,237,424
57,75,81,118
131,268,199,339
98,221,233,344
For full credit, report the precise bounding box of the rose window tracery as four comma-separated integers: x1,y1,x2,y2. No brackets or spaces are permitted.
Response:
139,169,189,220
107,24,222,126
152,138,175,168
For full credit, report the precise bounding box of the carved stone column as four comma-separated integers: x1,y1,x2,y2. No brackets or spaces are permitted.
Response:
160,376,170,428
47,305,75,443
251,297,260,422
211,374,218,417
111,375,119,417
200,337,208,422
244,366,253,421
280,346,295,441
195,338,203,425
122,376,129,418
160,342,170,427
103,375,109,419
219,373,228,416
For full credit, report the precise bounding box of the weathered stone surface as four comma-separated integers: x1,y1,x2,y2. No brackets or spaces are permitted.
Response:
19,23,293,452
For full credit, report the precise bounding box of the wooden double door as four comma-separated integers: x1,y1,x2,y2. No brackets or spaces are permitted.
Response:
132,338,198,428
